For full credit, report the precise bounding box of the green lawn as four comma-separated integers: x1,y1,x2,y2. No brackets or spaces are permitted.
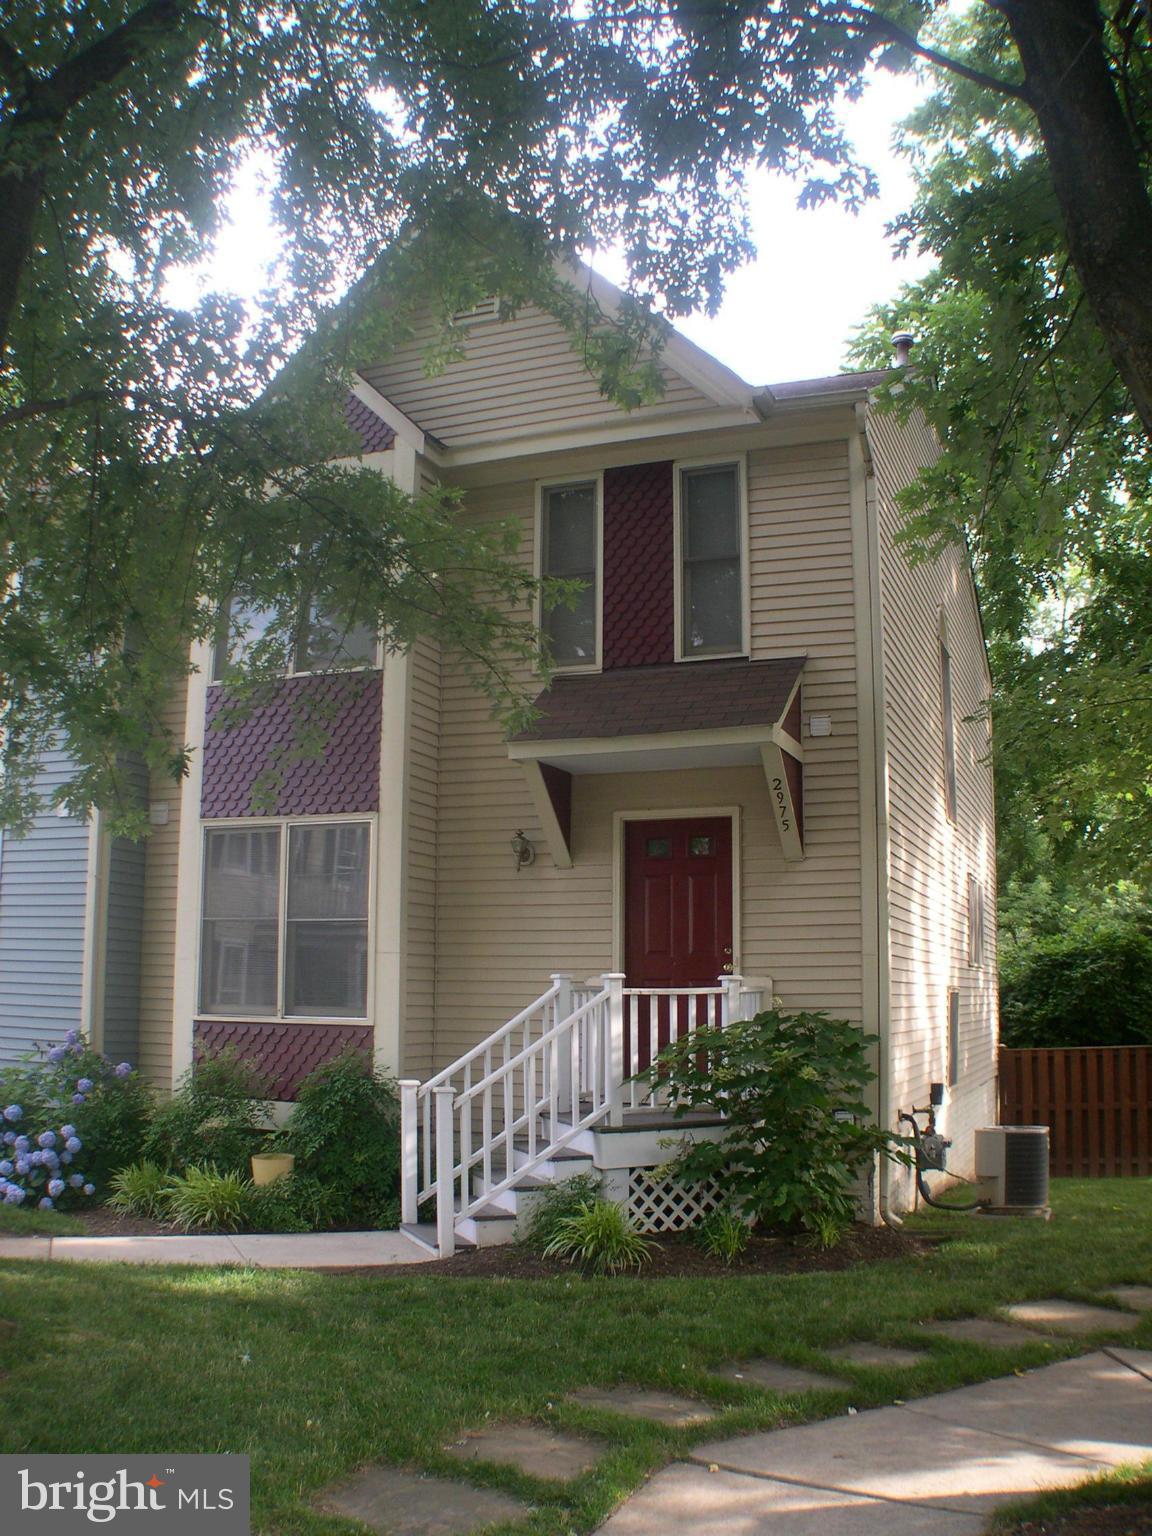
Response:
1,1179,1150,1536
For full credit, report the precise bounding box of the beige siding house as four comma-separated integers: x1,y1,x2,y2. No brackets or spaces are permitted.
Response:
145,276,996,1253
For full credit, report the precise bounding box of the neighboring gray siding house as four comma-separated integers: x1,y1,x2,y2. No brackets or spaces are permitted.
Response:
0,749,145,1068
0,749,90,1063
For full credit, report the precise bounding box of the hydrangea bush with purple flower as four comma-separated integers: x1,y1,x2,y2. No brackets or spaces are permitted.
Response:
0,1031,153,1196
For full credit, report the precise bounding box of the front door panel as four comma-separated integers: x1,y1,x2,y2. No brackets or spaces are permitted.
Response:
624,817,733,1071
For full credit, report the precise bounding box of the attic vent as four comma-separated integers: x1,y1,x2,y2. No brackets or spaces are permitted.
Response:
453,295,499,325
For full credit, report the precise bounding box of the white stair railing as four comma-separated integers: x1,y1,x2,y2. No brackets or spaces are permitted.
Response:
398,970,772,1254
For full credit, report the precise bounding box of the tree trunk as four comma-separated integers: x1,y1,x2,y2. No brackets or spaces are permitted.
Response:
0,154,45,361
1001,0,1152,438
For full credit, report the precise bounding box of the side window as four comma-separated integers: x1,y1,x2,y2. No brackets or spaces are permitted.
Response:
967,876,985,967
540,480,599,668
679,463,744,658
940,638,957,822
947,989,961,1087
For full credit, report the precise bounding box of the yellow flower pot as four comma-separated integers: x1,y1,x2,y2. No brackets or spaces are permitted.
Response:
250,1152,295,1187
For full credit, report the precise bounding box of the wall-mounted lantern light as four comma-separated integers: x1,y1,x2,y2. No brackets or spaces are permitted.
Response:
511,830,536,871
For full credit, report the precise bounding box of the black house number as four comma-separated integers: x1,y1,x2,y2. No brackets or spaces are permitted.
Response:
772,776,791,833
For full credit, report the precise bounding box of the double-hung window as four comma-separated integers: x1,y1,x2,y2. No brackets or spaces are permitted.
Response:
212,594,378,681
200,820,371,1019
678,462,745,658
539,479,599,668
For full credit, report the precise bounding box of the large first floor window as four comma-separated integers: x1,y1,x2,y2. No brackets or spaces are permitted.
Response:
200,820,371,1018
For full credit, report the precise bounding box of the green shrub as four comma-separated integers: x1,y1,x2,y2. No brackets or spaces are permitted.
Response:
164,1165,252,1232
523,1171,602,1252
144,1049,268,1176
1000,913,1152,1047
278,1053,399,1227
107,1161,171,1220
694,1206,750,1264
542,1199,652,1275
639,1007,903,1243
242,1173,341,1233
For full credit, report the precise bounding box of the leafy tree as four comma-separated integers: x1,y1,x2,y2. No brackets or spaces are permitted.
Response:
3,0,1151,830
848,8,1152,886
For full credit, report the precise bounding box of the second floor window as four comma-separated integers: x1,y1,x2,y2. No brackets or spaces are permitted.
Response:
540,479,599,668
679,462,744,657
212,595,378,681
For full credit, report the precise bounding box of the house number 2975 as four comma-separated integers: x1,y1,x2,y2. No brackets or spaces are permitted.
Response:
772,776,791,832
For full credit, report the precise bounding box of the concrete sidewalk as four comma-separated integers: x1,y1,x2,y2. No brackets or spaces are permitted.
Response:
599,1350,1152,1535
0,1230,434,1267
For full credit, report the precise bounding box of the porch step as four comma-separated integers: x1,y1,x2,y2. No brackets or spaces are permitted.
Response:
401,1222,476,1256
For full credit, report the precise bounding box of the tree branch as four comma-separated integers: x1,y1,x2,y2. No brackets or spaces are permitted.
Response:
848,4,1035,106
0,390,106,427
33,0,195,124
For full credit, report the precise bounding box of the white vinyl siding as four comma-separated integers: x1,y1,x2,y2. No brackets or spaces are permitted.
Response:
867,402,998,1190
359,302,715,448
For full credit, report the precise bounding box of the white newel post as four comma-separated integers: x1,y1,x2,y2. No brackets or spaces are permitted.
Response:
721,973,745,1027
433,1084,457,1258
551,973,574,1118
399,1079,420,1226
603,972,627,1127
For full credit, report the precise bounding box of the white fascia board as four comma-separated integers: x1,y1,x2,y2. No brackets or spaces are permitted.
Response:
508,723,777,765
562,258,756,410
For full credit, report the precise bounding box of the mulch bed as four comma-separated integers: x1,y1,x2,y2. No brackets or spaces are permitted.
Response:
1003,1505,1152,1536
326,1224,938,1279
74,1208,179,1237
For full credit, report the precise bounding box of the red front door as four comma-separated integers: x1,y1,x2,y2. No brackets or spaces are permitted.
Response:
624,816,734,987
623,817,733,1071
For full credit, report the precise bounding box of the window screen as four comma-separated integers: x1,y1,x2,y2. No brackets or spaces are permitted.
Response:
681,465,742,655
284,823,370,1017
541,481,597,666
200,828,281,1013
295,602,378,672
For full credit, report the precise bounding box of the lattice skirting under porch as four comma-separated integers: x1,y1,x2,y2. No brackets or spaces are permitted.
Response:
626,1168,724,1233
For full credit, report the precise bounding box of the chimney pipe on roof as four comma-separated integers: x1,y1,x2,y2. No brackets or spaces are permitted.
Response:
892,330,916,367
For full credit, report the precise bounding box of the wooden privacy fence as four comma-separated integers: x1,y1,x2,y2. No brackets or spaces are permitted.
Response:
999,1046,1152,1178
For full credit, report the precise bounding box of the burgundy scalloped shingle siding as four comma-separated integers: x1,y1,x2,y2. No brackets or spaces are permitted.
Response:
194,1019,372,1101
602,461,675,670
201,673,382,818
513,656,806,742
345,392,396,453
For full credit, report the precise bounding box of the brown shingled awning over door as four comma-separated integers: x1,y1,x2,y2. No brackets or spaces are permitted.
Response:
508,657,806,868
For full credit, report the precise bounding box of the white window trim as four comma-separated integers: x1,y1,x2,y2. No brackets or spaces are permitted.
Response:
209,597,384,686
197,813,376,1025
673,453,750,663
611,806,742,975
535,471,604,675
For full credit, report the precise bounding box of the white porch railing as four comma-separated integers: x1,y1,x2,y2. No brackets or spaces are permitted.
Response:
399,972,768,1255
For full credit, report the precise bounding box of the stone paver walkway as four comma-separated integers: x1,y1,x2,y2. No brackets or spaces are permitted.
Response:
598,1350,1152,1535
1004,1298,1144,1335
443,1423,604,1479
0,1231,433,1267
315,1464,526,1535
